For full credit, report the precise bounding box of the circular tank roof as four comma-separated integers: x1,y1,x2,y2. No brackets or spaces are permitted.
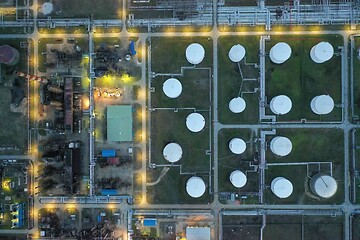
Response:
271,177,293,199
163,143,183,163
186,176,206,198
310,42,334,63
270,136,292,157
229,97,246,113
41,2,54,15
229,138,246,155
163,78,183,98
230,170,247,188
186,43,205,65
0,45,15,64
270,95,292,115
310,95,334,115
269,42,292,64
228,44,246,62
186,113,205,133
312,175,337,198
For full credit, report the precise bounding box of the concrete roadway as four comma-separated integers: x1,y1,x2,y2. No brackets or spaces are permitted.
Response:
0,0,359,239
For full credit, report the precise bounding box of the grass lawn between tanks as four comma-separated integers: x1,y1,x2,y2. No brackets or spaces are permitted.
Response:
150,109,210,172
218,35,260,124
217,129,260,197
352,36,360,120
150,37,213,73
151,68,211,109
265,34,343,122
265,128,344,205
146,167,212,204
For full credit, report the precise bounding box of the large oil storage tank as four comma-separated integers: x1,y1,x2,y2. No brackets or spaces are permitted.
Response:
0,45,20,65
310,173,337,198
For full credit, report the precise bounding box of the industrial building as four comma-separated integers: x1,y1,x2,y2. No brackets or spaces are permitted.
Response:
107,105,133,142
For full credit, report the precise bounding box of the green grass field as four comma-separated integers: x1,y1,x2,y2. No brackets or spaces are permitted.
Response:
37,0,122,19
264,215,343,240
151,68,211,109
146,167,212,204
265,35,343,122
353,130,360,203
352,36,360,121
218,35,260,124
150,109,210,172
218,129,259,195
147,108,211,204
352,214,360,240
0,39,29,154
150,37,213,73
265,129,344,204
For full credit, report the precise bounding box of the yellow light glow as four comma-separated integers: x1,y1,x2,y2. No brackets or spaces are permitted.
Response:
44,204,55,209
2,180,11,190
65,203,76,209
137,89,146,100
107,203,116,209
81,95,90,110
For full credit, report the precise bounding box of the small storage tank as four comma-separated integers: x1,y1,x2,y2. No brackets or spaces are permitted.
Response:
0,45,19,65
271,177,293,199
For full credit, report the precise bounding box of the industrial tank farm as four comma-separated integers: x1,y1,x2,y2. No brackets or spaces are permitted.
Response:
0,0,359,239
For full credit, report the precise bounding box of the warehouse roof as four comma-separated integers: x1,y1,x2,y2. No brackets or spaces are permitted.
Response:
107,105,133,142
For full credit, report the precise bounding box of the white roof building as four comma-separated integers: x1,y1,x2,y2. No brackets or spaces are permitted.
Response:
270,95,292,115
186,227,211,240
163,78,182,98
163,143,183,163
271,177,293,198
310,174,337,198
186,43,205,65
229,97,246,113
269,42,292,64
230,170,247,188
186,177,206,198
270,136,292,157
310,95,334,115
186,113,205,133
229,138,246,154
228,44,246,62
310,42,334,63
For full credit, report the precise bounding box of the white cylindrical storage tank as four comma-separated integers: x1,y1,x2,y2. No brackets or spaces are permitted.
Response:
41,2,54,15
163,143,183,163
269,42,292,64
229,138,246,154
310,95,334,115
228,44,246,62
163,78,182,98
230,170,247,188
271,177,293,199
310,42,334,63
186,176,206,198
186,43,205,65
229,97,246,113
186,113,205,133
270,136,292,157
310,174,337,198
270,95,292,115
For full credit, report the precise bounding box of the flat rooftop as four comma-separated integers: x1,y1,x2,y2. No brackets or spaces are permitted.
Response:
107,105,133,142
